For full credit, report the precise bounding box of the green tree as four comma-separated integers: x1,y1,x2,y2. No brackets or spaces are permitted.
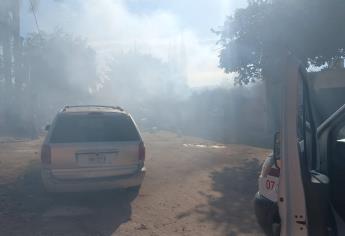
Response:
218,0,345,84
103,51,188,104
217,0,345,129
20,31,98,131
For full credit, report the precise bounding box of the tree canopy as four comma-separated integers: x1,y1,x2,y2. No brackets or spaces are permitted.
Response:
24,31,98,97
104,51,188,104
22,31,98,124
0,30,99,136
217,0,345,84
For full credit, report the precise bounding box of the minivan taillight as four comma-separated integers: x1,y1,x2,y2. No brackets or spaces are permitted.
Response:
139,142,145,161
41,144,51,165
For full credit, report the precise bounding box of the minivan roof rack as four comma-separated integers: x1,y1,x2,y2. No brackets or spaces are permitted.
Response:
61,105,124,112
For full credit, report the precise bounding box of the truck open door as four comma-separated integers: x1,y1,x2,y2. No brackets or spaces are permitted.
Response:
278,56,309,236
278,56,345,236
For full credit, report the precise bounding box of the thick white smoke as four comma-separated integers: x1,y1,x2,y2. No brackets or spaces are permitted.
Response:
21,0,246,87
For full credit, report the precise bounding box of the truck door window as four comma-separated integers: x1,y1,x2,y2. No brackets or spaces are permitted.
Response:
330,123,345,220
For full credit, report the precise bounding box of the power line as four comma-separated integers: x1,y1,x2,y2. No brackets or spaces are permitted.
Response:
28,0,40,33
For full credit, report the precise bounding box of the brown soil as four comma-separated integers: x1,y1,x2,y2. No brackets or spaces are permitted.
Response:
0,131,270,236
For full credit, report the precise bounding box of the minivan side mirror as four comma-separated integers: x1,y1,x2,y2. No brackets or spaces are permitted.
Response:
45,124,50,131
273,131,281,166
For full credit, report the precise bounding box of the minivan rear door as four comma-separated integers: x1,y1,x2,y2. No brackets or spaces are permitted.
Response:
47,113,142,179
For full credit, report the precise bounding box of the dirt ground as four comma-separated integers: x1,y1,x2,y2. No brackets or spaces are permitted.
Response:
0,131,270,236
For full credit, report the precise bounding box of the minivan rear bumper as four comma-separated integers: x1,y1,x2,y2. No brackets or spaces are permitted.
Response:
42,167,145,192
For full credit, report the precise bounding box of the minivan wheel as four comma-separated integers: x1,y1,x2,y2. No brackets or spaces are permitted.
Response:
126,186,141,200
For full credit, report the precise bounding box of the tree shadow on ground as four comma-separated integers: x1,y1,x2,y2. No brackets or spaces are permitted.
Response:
177,158,263,236
0,160,136,236
206,158,262,235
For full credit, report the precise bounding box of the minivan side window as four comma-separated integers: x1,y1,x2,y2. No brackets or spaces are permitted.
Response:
50,114,140,143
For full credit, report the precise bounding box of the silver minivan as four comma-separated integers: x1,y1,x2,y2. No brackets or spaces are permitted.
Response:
41,105,145,192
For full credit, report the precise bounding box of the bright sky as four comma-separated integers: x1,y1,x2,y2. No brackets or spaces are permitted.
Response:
21,0,247,87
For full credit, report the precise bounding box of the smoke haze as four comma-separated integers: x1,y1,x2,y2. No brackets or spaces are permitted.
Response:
21,0,246,87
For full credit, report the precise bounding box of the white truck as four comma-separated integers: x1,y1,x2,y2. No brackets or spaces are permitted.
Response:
254,58,345,236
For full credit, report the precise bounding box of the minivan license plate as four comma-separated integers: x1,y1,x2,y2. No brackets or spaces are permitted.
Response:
76,153,113,166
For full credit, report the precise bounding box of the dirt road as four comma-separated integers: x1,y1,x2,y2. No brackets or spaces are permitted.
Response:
0,131,270,236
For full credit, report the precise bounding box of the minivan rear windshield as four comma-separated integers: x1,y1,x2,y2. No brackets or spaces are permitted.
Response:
50,113,140,143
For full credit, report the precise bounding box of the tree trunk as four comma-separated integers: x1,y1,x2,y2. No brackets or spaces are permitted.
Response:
0,0,26,135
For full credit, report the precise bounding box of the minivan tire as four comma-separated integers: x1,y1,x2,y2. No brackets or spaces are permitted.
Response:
126,185,141,200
